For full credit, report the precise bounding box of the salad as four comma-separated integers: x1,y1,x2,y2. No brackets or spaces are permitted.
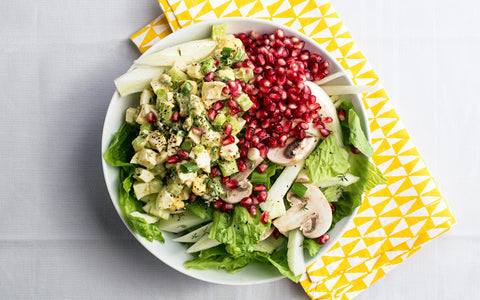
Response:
104,24,386,281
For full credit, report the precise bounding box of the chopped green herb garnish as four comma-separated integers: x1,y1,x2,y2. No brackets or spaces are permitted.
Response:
291,182,308,198
179,162,199,173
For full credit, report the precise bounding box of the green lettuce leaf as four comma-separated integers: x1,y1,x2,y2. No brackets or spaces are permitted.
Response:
348,109,374,157
338,100,353,145
118,168,164,242
209,206,270,257
185,244,301,282
103,122,137,167
185,200,214,221
347,153,387,194
121,166,135,193
305,134,350,185
303,238,322,257
331,192,362,228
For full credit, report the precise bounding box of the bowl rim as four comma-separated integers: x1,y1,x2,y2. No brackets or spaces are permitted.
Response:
101,16,369,285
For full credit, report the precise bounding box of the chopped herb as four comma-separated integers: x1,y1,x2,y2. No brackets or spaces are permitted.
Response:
291,182,308,198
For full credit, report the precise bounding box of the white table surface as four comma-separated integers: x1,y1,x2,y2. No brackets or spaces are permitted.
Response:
1,0,478,299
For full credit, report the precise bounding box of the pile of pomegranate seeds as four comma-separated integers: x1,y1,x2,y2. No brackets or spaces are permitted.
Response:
210,29,332,218
234,29,330,162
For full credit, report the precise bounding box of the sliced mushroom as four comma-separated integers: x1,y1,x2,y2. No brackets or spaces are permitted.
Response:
267,135,318,166
295,168,310,183
272,184,332,239
220,180,252,204
259,226,274,241
231,157,263,182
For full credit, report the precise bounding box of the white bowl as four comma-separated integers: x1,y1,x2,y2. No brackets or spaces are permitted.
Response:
101,17,368,285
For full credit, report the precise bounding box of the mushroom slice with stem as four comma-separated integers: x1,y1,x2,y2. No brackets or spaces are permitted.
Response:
259,226,275,241
272,184,332,239
267,135,318,166
220,180,253,204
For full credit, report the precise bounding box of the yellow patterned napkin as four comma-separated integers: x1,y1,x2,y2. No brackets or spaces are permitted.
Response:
130,1,456,299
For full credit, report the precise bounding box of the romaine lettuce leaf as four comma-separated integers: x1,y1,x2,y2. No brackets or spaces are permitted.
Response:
185,244,301,282
185,200,214,221
348,109,374,157
209,206,270,257
331,192,362,228
118,168,164,242
303,238,322,257
103,122,137,167
305,134,350,185
347,152,387,194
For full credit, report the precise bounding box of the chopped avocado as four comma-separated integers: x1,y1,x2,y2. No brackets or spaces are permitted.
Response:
143,200,170,219
133,178,162,199
186,63,203,80
176,93,190,117
189,95,205,117
235,93,253,111
212,111,227,126
180,80,198,96
225,115,246,135
132,135,148,152
218,159,239,176
212,24,227,41
234,67,254,82
201,58,216,75
125,107,139,125
167,179,185,196
169,65,188,83
215,67,235,81
157,91,175,125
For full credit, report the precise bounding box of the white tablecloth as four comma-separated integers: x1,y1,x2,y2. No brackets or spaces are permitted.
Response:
0,0,477,299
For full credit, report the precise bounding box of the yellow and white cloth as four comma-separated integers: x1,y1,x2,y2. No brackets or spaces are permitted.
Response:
130,1,456,299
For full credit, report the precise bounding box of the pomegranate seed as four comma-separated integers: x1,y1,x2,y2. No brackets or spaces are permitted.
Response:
221,176,230,184
225,179,239,190
253,67,263,74
266,137,277,147
257,191,267,202
273,229,280,239
240,148,248,158
248,205,257,216
166,155,179,164
318,234,330,245
245,127,254,140
261,119,270,129
294,41,305,50
260,211,269,224
233,61,243,68
337,109,346,121
221,86,230,95
224,123,232,135
279,133,289,145
237,159,247,172
250,136,260,146
320,60,329,71
171,111,180,122
273,124,283,134
227,98,238,109
221,203,234,212
177,150,189,160
222,135,235,146
277,58,286,66
298,122,309,130
188,194,196,203
213,101,224,111
297,129,306,139
240,197,253,208
257,163,268,174
330,203,336,213
256,110,268,119
147,112,157,123
210,166,220,178
191,126,204,136
257,143,268,158
204,71,215,82
320,128,331,137
351,145,361,154
290,49,300,57
257,54,266,66
213,200,223,210
282,121,292,132
323,116,333,123
207,108,217,121
243,59,255,69
275,28,285,39
273,115,282,123
254,184,266,192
